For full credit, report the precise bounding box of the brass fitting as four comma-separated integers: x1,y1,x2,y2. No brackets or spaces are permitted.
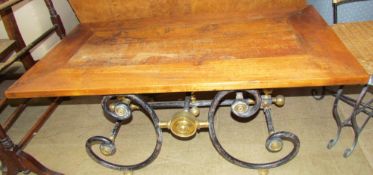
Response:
159,111,208,138
108,99,133,121
190,93,200,117
191,93,197,103
99,142,116,156
109,103,116,112
262,89,285,108
130,104,140,110
123,170,133,175
190,106,200,117
117,96,131,104
272,95,285,107
232,100,249,115
263,89,273,95
114,103,132,120
266,138,283,152
258,169,269,175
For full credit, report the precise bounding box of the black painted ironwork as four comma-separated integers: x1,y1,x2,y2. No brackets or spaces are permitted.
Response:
327,86,372,157
87,91,300,173
86,95,163,172
311,87,326,100
312,84,372,157
208,91,300,169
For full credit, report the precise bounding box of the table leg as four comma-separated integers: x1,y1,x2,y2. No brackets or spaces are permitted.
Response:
320,85,372,157
208,90,300,170
338,86,370,157
0,126,62,175
87,91,300,173
85,95,163,173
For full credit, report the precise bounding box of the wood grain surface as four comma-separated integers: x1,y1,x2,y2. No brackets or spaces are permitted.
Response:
68,0,306,23
5,6,369,98
332,21,373,74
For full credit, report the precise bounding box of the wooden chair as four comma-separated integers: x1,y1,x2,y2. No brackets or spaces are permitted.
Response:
314,0,373,157
0,0,66,174
0,0,66,72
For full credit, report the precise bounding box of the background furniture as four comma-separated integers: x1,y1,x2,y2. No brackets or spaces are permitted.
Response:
313,0,373,157
0,0,66,174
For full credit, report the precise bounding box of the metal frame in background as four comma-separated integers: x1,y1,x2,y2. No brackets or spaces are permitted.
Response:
312,76,373,157
313,0,373,157
0,0,66,174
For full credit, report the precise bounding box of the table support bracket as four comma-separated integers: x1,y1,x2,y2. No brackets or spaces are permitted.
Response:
86,90,300,174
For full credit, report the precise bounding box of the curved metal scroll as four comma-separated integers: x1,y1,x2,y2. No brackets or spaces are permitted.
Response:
101,96,132,121
327,86,372,157
86,95,163,171
311,87,326,100
208,91,300,169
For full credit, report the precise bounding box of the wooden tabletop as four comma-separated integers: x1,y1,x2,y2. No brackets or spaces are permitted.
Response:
5,6,369,99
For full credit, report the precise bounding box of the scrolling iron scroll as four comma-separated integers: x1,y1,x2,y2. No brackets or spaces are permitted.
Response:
208,91,300,169
86,95,163,172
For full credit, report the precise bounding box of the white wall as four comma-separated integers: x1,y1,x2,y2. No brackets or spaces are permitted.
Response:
0,0,79,60
309,0,373,24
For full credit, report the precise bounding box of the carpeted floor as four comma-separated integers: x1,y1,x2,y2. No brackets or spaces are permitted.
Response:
0,76,372,175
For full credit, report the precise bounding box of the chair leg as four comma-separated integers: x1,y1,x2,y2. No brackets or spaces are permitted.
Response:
0,126,62,175
343,85,369,157
327,85,372,157
327,86,345,149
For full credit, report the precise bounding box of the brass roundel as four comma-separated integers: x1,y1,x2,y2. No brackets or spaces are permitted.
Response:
170,111,198,138
266,138,283,152
113,103,132,120
231,100,249,116
258,169,269,175
233,102,249,113
274,95,285,107
99,143,116,156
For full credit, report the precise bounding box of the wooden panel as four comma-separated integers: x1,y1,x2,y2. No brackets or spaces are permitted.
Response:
68,0,306,23
5,6,369,99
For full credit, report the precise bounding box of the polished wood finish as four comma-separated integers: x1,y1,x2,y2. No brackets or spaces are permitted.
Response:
5,6,369,98
332,21,373,74
69,0,306,23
